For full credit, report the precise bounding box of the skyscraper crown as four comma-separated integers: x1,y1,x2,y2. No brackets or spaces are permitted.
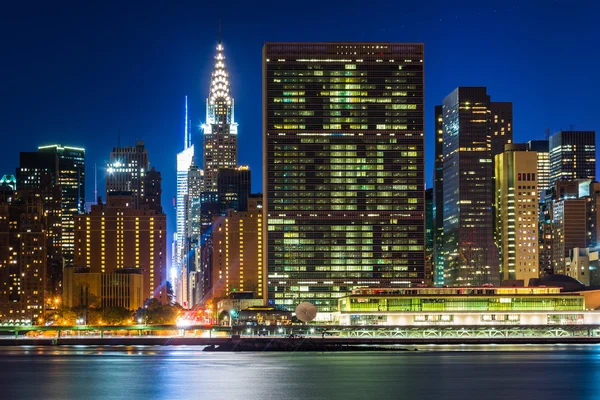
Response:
208,43,231,106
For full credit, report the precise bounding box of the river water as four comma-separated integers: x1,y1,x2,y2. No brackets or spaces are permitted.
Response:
0,345,598,399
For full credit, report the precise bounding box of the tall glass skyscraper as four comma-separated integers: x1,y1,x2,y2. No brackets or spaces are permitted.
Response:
263,43,425,312
549,130,596,187
441,87,511,286
433,105,444,287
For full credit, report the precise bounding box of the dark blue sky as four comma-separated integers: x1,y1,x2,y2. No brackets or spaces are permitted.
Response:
1,0,599,241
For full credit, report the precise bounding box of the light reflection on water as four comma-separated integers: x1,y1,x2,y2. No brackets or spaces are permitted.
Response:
1,345,600,399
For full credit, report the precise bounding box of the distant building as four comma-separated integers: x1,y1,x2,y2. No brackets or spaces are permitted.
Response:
425,188,434,286
495,144,539,284
433,106,444,287
62,266,144,311
201,40,238,192
74,193,167,303
106,141,149,209
210,197,263,301
566,247,599,287
17,144,84,293
0,189,46,323
527,140,550,202
0,175,16,190
553,198,588,273
549,130,596,187
442,87,512,286
218,166,250,213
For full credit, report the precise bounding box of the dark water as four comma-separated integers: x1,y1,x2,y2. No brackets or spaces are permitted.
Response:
1,345,599,399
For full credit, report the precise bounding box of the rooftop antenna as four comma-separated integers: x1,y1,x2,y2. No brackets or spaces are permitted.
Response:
545,128,550,140
184,96,189,149
117,129,121,148
569,124,575,131
218,18,222,44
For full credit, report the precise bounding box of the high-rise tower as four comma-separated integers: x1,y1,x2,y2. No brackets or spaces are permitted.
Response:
264,42,425,312
441,87,512,286
549,130,596,187
202,41,238,192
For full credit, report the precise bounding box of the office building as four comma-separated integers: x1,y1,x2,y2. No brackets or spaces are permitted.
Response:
218,166,251,213
210,198,263,301
527,140,550,202
566,247,599,287
549,130,596,187
552,198,588,274
202,40,238,192
175,145,194,280
74,193,167,303
442,87,512,286
106,141,150,209
0,189,46,323
264,42,425,312
433,105,444,286
62,266,144,311
490,102,513,156
425,188,434,286
495,144,539,284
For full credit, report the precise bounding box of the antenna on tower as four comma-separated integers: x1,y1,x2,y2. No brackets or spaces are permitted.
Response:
545,128,550,140
184,96,189,149
117,129,121,148
569,124,575,131
218,18,222,44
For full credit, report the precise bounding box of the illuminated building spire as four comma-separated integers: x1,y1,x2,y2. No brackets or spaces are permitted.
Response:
208,41,232,110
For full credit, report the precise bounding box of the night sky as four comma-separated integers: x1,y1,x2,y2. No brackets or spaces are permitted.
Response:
1,0,599,246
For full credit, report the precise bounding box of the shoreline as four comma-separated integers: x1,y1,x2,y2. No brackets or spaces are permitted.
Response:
2,336,600,349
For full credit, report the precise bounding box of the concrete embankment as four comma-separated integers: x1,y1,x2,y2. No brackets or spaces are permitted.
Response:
2,336,600,348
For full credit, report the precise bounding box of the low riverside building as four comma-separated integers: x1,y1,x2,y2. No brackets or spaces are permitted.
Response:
333,287,596,326
62,266,144,311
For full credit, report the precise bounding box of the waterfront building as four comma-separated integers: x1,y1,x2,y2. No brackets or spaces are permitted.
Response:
495,144,539,284
264,42,425,312
441,87,512,286
62,266,144,311
549,130,596,187
334,286,588,326
201,40,238,192
527,140,550,202
552,198,588,273
74,193,167,303
210,196,263,301
433,105,444,287
0,189,46,323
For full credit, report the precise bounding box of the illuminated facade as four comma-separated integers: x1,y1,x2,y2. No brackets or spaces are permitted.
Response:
210,197,263,300
527,140,550,202
495,144,539,283
175,144,194,291
17,145,84,294
202,41,238,192
264,42,425,312
0,189,46,323
433,105,444,286
106,141,149,209
0,175,16,190
74,194,167,303
335,287,589,326
549,130,596,187
218,166,251,213
552,198,587,273
62,266,144,311
442,87,511,286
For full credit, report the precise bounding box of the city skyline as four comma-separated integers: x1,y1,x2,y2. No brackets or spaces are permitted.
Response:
1,0,599,244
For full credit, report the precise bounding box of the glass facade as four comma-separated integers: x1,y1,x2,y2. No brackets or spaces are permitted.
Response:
442,88,509,286
339,295,584,313
433,105,444,286
264,43,425,312
549,130,596,187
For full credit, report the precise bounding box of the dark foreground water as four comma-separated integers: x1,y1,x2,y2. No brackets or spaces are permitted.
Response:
1,345,599,399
